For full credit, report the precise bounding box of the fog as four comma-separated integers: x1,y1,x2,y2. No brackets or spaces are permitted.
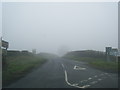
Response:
2,2,118,55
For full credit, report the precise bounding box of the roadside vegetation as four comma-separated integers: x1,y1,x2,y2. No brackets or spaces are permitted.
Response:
3,51,47,87
89,60,118,72
63,50,119,73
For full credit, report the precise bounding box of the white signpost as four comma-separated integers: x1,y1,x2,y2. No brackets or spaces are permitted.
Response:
2,40,9,49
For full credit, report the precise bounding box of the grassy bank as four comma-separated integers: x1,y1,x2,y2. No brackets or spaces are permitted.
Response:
3,54,47,86
63,56,118,73
89,60,118,72
64,55,106,62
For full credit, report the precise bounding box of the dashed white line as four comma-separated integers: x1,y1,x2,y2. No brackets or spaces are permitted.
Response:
88,78,92,80
61,64,65,68
80,85,91,88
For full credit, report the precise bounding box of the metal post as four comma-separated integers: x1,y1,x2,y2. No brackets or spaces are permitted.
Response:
106,47,112,62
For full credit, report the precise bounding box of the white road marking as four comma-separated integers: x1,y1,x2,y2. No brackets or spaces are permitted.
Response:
73,65,86,70
61,64,108,88
61,64,91,88
88,78,92,80
80,77,92,83
62,64,65,68
80,85,91,88
80,73,105,86
73,83,79,86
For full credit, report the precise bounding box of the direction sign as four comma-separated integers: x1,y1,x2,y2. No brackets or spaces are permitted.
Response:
2,40,9,49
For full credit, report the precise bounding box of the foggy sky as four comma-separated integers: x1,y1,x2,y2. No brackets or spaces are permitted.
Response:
2,2,118,54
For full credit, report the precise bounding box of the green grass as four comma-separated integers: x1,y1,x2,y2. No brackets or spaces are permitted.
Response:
3,55,47,86
64,55,105,62
64,55,118,73
89,61,118,72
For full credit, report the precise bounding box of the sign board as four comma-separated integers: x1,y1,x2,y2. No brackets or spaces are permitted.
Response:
106,47,112,55
2,40,9,49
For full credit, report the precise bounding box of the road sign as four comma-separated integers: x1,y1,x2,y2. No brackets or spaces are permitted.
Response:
2,40,9,49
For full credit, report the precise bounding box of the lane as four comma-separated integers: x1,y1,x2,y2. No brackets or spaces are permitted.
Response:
60,58,118,88
5,58,71,88
5,57,118,88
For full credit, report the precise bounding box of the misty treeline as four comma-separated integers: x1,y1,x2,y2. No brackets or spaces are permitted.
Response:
64,50,116,61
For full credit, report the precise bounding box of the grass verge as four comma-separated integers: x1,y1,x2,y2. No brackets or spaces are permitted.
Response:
64,56,118,73
89,61,118,73
3,55,47,87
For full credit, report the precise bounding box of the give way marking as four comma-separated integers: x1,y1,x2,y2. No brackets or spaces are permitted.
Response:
73,65,86,70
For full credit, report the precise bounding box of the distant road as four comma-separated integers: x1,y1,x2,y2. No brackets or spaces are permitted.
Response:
5,57,118,88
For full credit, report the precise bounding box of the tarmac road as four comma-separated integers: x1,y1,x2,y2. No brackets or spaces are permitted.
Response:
5,57,118,88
